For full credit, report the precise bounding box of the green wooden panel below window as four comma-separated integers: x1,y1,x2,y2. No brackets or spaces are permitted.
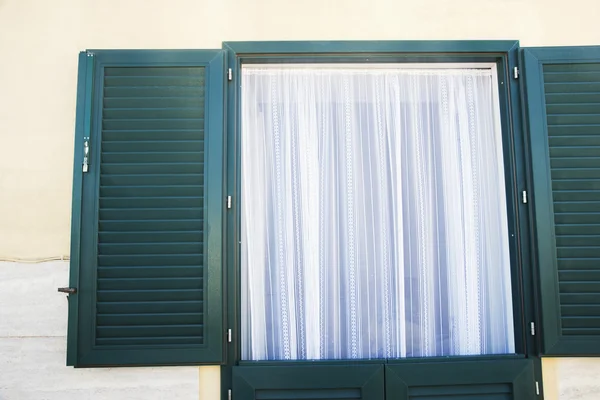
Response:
522,45,600,355
233,365,384,400
386,359,535,400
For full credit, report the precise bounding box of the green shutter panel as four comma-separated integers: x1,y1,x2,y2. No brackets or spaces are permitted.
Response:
68,50,225,366
522,46,600,355
386,360,536,400
233,366,384,400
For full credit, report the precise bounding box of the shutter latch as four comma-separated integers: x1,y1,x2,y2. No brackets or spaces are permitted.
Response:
82,139,90,173
57,287,77,295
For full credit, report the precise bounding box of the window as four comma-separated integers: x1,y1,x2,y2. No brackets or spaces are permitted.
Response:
66,43,600,390
240,64,515,360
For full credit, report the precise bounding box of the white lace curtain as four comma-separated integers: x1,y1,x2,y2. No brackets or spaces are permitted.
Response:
240,65,515,361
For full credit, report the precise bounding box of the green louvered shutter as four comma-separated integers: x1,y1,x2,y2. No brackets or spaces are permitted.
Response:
67,50,225,366
522,46,600,355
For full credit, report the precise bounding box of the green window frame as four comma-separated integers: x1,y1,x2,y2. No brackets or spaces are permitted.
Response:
223,40,536,364
222,40,542,400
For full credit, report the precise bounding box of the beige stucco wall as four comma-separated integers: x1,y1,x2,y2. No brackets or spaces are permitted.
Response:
1,0,600,399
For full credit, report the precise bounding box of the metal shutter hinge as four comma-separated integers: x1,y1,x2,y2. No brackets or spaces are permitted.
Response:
82,139,90,173
535,381,540,395
522,190,527,204
227,328,232,342
513,66,519,79
227,196,232,209
530,322,535,336
228,68,233,81
228,389,232,400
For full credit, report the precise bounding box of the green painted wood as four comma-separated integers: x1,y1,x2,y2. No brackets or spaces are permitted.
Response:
223,40,519,55
67,52,94,366
233,365,384,400
385,359,535,400
70,50,225,367
522,45,600,355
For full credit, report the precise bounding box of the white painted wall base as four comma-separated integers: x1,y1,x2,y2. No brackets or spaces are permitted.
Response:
2,261,600,400
0,261,200,400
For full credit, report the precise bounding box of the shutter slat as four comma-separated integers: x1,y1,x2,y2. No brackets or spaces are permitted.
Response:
98,254,203,267
104,108,204,120
97,313,203,326
104,86,203,98
557,247,600,258
553,180,600,190
97,289,202,302
562,317,600,329
546,93,600,104
550,147,600,157
557,258,600,270
99,208,203,220
556,224,600,235
556,235,600,246
553,190,600,201
554,213,600,224
551,157,600,168
96,325,203,338
97,277,201,290
98,243,203,255
104,97,204,109
97,300,203,314
101,151,204,164
550,136,600,146
562,328,600,335
104,76,205,87
544,64,600,73
544,82,600,93
553,167,600,178
96,336,202,346
559,282,600,293
101,163,203,175
554,202,600,213
98,266,202,279
105,67,204,77
99,231,202,243
547,115,600,125
544,71,600,83
99,220,203,231
560,293,600,304
102,141,204,153
101,174,203,186
561,304,600,316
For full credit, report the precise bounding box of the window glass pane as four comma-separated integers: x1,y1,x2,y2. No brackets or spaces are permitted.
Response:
240,65,515,360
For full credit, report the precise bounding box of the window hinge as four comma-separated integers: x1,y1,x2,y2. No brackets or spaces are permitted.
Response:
227,328,232,342
227,196,232,209
228,389,232,400
82,139,90,173
228,68,233,81
535,381,540,395
522,190,528,204
513,66,519,79
530,322,536,336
